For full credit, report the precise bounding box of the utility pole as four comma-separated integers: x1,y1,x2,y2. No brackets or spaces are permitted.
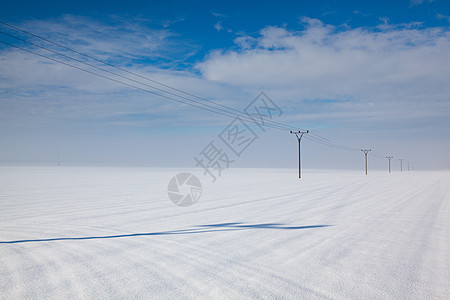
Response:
407,161,410,171
361,149,371,175
290,130,309,179
386,156,393,173
399,159,404,172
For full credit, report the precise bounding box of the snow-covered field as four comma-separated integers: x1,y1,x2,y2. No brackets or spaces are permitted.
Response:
0,166,449,299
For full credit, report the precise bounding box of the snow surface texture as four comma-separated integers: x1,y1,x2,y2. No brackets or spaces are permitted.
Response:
0,166,449,299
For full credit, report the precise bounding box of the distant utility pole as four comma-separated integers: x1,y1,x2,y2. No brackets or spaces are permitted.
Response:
290,130,309,179
399,159,404,172
407,161,410,171
361,149,371,175
386,156,393,173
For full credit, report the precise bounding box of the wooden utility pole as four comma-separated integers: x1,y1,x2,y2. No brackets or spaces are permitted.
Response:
290,130,309,179
361,149,371,175
386,156,393,173
399,159,404,172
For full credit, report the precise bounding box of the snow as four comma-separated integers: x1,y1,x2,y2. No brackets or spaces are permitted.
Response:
0,166,449,299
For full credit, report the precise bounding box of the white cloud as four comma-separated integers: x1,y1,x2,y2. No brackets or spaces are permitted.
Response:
196,18,450,139
3,16,448,132
212,12,227,18
436,13,450,22
14,15,198,65
234,35,256,49
0,16,236,131
197,20,450,103
410,0,424,6
409,0,434,7
214,21,223,32
379,17,390,24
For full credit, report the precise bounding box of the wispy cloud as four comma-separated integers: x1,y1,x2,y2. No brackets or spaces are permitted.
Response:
409,0,434,7
211,12,227,18
379,17,390,24
197,18,450,128
214,21,223,32
2,15,449,133
436,13,450,22
212,11,232,33
0,16,231,131
15,15,198,66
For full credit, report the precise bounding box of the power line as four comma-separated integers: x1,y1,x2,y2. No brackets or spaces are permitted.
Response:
1,38,306,134
305,135,360,152
0,21,360,148
0,26,353,150
1,20,379,154
0,21,299,132
0,40,271,125
0,21,267,120
0,31,295,132
371,152,387,159
0,35,384,157
307,133,359,151
0,20,399,159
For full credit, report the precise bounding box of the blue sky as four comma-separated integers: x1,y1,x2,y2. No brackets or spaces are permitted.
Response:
3,0,448,65
0,0,449,170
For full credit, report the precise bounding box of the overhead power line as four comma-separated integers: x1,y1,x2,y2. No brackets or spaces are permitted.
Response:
305,135,360,152
0,32,293,132
0,39,267,124
0,20,386,158
0,21,299,132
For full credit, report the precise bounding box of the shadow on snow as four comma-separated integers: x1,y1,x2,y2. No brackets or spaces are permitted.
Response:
0,223,331,244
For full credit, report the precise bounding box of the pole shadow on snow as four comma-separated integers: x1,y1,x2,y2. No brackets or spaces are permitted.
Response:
197,222,330,230
0,223,331,244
